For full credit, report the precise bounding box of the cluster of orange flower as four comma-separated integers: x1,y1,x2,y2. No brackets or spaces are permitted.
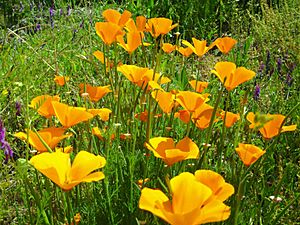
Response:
16,8,296,225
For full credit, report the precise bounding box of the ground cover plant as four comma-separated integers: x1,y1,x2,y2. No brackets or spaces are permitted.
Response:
0,1,299,225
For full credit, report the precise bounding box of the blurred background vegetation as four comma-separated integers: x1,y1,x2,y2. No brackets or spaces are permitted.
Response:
1,0,299,62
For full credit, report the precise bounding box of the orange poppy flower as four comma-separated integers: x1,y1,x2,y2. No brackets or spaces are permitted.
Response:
194,170,235,201
236,143,266,166
55,145,73,153
135,110,148,122
175,91,207,113
162,43,177,54
54,76,70,86
139,171,233,225
30,151,106,191
145,136,199,166
102,9,131,27
51,102,93,128
14,127,72,153
117,31,141,54
213,37,237,54
192,103,214,129
174,110,191,125
95,22,125,45
92,127,115,141
79,83,111,102
212,62,256,91
137,178,150,189
145,18,178,38
151,89,176,114
177,46,193,57
182,38,214,57
189,80,209,93
29,95,60,118
117,65,170,89
220,111,240,128
93,50,114,70
125,16,147,35
247,112,297,139
88,108,112,121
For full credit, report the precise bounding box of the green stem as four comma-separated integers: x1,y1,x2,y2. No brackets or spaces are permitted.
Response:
196,86,223,169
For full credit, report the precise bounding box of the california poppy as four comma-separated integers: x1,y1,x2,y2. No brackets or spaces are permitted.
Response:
247,112,296,139
192,103,215,129
95,22,124,45
14,127,72,152
54,76,69,86
139,171,233,224
79,83,111,102
55,145,73,153
194,170,235,201
117,64,170,89
102,9,131,27
93,50,114,70
220,111,240,128
236,143,265,166
145,136,199,166
189,80,209,93
29,95,60,118
117,31,141,54
30,151,106,191
162,43,177,54
135,110,148,122
92,127,115,141
88,108,112,121
212,62,255,91
175,91,207,113
151,89,176,114
145,18,178,38
125,16,147,34
177,46,193,57
182,38,214,57
213,37,237,54
51,102,94,128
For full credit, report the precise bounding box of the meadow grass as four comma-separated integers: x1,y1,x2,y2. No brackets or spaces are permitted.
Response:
0,1,299,225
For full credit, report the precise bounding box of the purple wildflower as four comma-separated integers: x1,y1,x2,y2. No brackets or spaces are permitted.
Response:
49,7,55,29
49,7,54,17
60,8,64,16
253,84,260,101
0,119,13,162
15,101,21,116
277,58,282,74
35,23,41,32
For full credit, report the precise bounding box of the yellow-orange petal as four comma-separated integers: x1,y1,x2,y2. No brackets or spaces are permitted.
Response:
70,151,106,181
189,80,209,93
214,37,237,54
221,111,240,128
30,151,71,188
54,76,69,86
139,187,171,223
162,43,176,54
175,136,199,159
194,170,234,201
235,143,265,166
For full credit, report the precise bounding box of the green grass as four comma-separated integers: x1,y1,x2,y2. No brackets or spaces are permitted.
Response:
0,1,299,225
